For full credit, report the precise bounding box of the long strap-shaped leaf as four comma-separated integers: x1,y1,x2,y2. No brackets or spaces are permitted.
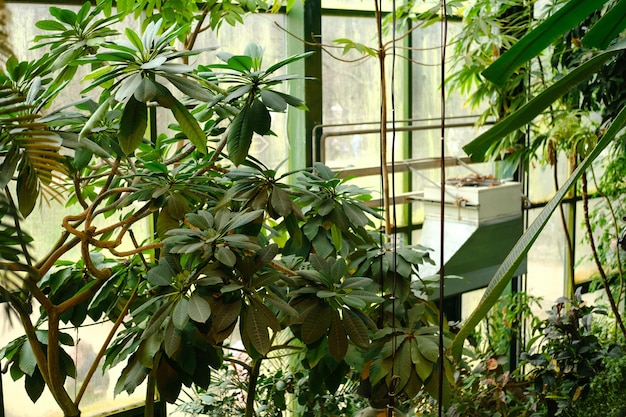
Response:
450,104,626,360
464,38,626,161
482,0,610,88
582,0,626,49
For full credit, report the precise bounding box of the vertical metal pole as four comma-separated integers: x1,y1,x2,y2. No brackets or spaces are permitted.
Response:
286,0,322,169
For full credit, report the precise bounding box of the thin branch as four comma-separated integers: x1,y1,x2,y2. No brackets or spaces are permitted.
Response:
582,172,626,339
76,275,140,405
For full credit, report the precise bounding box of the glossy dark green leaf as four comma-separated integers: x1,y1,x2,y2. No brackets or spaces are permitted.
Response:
24,370,45,403
118,95,147,155
301,303,332,344
227,105,253,166
49,7,77,26
172,298,189,330
244,303,271,355
328,311,348,361
210,298,242,341
141,301,173,340
227,55,253,73
35,19,67,31
163,319,181,357
411,341,433,381
163,74,215,102
342,308,369,349
264,292,298,316
482,0,610,87
250,297,281,332
188,292,212,323
155,83,207,153
369,356,393,386
156,356,182,403
114,353,150,396
394,340,412,392
0,144,19,189
147,258,176,287
260,89,287,111
582,0,626,49
134,76,158,102
270,185,293,218
249,100,272,135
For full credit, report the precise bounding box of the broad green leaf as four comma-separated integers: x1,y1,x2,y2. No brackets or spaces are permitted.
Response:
341,201,369,227
244,303,271,355
24,371,45,403
342,295,366,309
118,95,147,155
210,298,242,335
141,56,167,70
155,83,207,153
264,292,298,316
250,297,281,332
141,302,173,340
249,99,271,135
270,90,307,110
115,72,143,102
224,209,263,232
163,74,215,102
464,38,626,161
35,20,67,31
410,341,433,381
171,298,189,330
188,292,212,323
301,303,332,344
369,356,393,386
270,185,293,217
146,259,175,287
482,0,610,88
260,89,287,111
49,7,77,26
134,77,158,102
346,290,383,304
264,51,313,75
155,357,182,403
330,224,343,253
114,353,150,396
125,27,143,52
163,319,182,357
18,342,37,376
340,277,373,290
415,335,439,363
342,308,369,349
227,105,253,166
451,104,626,359
215,246,237,267
316,290,336,298
186,211,213,230
227,55,253,73
582,0,626,49
394,340,413,392
328,311,348,361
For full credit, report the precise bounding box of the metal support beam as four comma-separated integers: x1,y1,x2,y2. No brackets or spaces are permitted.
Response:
286,0,322,171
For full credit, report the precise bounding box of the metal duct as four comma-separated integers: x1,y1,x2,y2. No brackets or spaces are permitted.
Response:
417,179,526,299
